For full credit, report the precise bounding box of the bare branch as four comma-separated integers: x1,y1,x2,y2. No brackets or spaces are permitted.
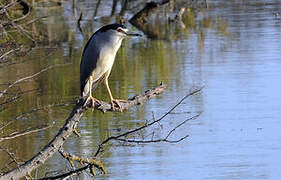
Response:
165,113,201,139
0,1,18,14
115,135,189,144
0,48,20,61
113,113,200,144
21,16,48,26
38,165,90,180
58,148,106,175
0,121,13,131
94,87,203,157
0,84,166,179
89,83,166,112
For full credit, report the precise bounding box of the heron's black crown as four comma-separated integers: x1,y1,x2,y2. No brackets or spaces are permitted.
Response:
95,23,127,34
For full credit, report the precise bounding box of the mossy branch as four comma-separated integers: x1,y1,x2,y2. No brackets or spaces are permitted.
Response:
58,148,106,175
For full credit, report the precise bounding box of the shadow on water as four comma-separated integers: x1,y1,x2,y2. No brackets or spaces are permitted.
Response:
1,0,281,179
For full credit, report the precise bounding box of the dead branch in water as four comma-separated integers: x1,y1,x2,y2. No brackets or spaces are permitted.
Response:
130,0,171,24
0,84,166,180
129,0,171,39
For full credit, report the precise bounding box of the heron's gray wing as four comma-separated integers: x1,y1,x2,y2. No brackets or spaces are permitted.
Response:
80,35,99,96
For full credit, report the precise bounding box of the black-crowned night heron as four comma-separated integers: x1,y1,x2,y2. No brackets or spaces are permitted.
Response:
80,23,141,111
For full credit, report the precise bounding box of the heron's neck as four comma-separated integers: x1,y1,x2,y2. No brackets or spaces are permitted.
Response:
96,34,123,54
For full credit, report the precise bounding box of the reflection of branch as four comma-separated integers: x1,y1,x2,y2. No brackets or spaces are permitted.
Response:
94,87,203,157
77,12,83,34
129,0,171,39
119,0,128,16
168,8,186,29
15,102,74,120
0,125,51,143
94,0,102,17
130,0,170,23
0,88,38,107
129,20,160,39
0,67,49,98
0,146,20,168
0,84,166,179
0,64,69,98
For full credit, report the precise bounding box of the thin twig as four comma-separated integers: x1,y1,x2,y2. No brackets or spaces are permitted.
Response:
22,16,48,26
114,113,200,144
58,148,106,174
0,1,17,14
94,87,203,156
0,48,20,61
0,121,13,131
38,165,90,180
165,113,201,139
13,0,31,22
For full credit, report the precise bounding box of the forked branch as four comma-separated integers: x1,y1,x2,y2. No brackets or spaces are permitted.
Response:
0,83,166,180
40,87,203,179
94,87,203,157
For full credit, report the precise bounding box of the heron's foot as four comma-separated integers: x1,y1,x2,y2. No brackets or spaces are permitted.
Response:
84,96,101,111
111,99,127,112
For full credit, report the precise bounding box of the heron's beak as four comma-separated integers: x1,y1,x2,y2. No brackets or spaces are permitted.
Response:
125,32,142,37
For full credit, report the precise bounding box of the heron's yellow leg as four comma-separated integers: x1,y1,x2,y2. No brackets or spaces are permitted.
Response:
104,78,126,112
84,76,100,111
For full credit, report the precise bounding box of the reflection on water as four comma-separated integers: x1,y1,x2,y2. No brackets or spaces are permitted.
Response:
1,0,281,179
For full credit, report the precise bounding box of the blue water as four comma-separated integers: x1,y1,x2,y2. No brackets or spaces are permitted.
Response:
1,0,281,179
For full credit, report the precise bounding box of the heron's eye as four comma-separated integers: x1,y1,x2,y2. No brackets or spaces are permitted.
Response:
117,28,122,33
